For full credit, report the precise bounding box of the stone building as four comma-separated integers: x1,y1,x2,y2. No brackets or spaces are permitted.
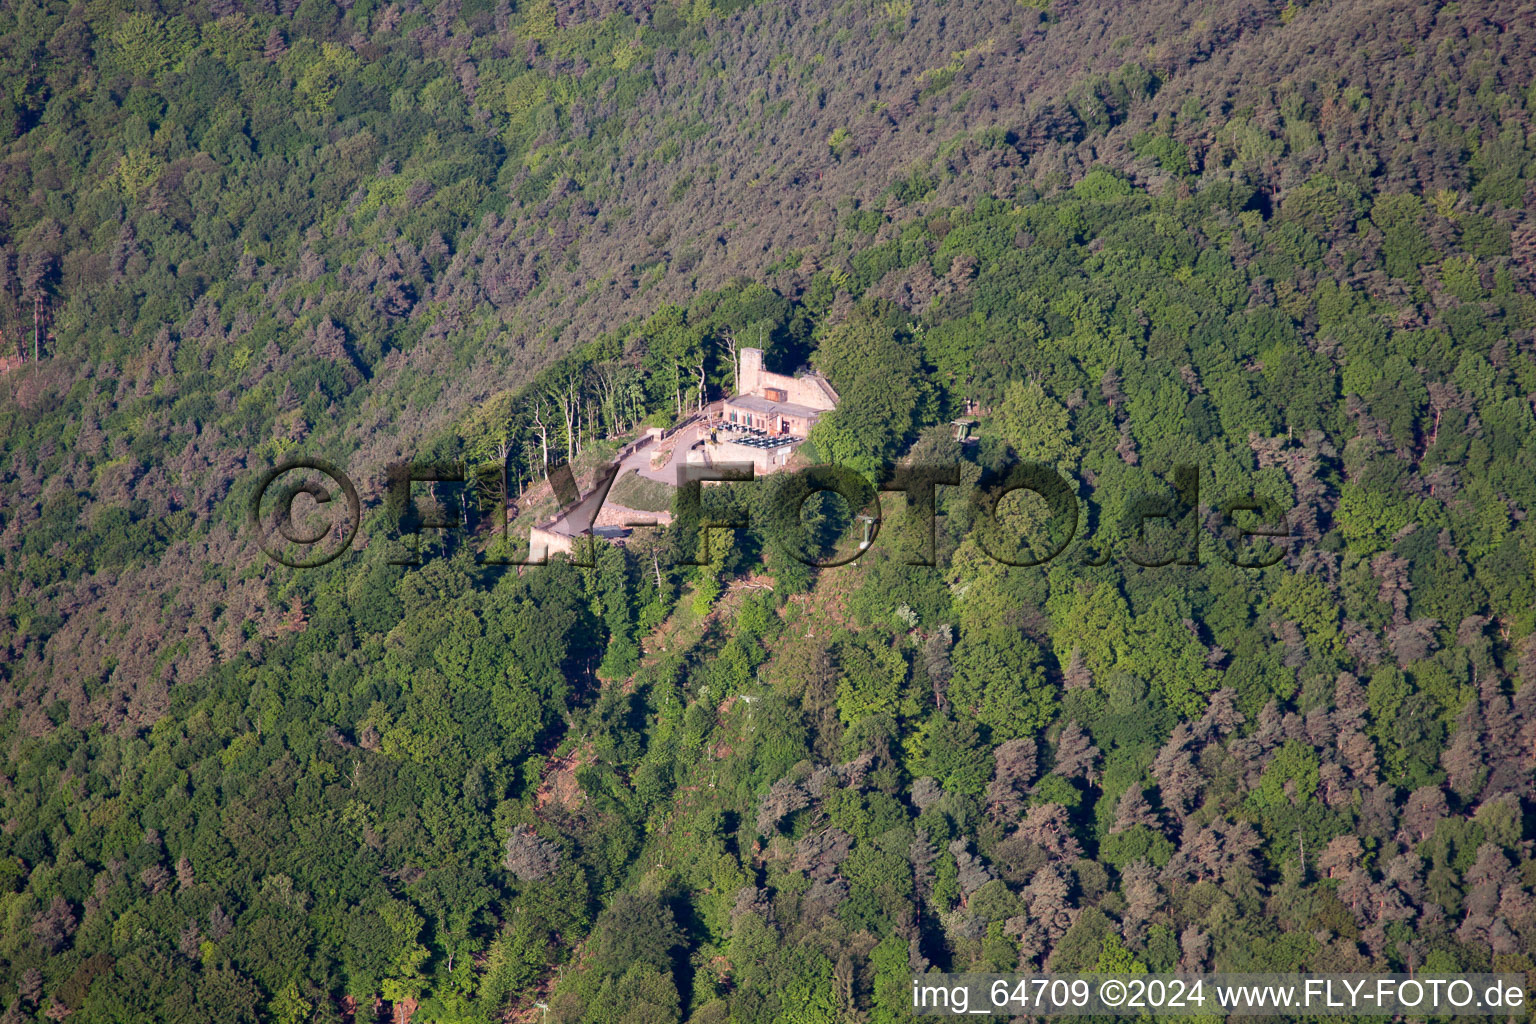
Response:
703,348,839,473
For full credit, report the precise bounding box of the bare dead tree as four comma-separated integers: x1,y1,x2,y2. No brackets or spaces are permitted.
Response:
550,377,581,463
722,329,739,396
531,401,551,471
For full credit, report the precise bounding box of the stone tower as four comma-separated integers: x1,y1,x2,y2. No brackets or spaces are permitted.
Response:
738,347,765,396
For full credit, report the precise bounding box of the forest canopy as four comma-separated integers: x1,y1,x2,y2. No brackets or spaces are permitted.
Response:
1,0,1535,1021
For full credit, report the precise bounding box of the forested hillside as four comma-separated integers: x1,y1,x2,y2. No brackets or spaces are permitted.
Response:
2,0,1536,1020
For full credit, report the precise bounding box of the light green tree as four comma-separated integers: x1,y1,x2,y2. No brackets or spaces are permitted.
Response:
993,380,1080,468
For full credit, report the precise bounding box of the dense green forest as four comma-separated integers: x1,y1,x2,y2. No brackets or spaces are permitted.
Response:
2,0,1536,1020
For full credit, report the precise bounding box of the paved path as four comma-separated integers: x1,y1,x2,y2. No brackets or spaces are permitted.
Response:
627,423,700,484
544,408,714,535
622,404,719,485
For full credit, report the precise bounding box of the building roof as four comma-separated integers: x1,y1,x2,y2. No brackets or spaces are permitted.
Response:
724,393,825,419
